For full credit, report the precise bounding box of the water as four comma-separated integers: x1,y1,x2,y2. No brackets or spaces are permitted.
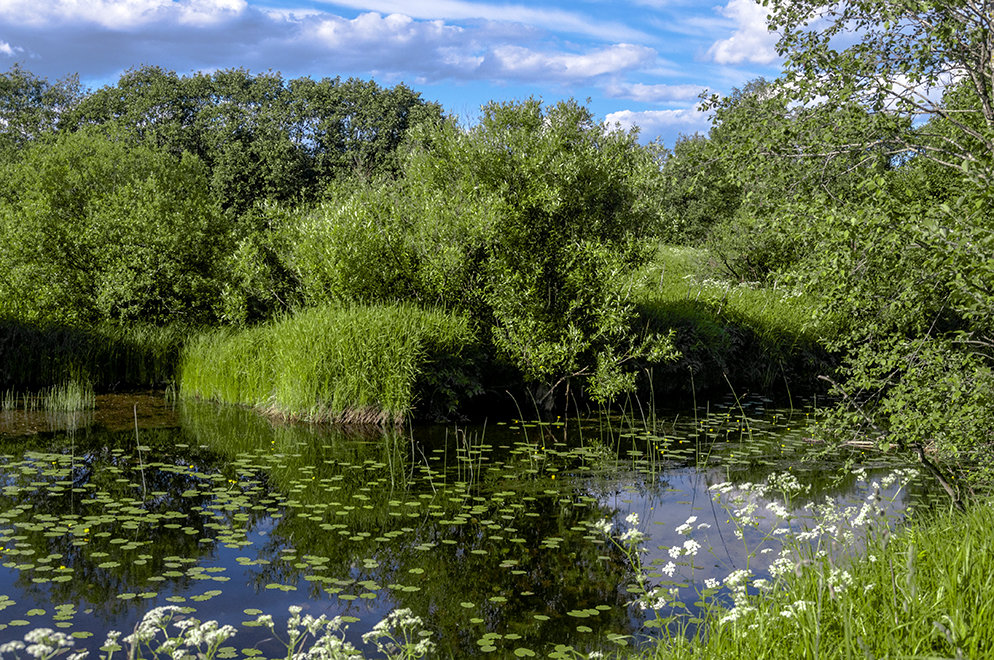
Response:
0,394,931,656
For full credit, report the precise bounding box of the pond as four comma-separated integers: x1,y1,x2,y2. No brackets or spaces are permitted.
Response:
0,394,934,657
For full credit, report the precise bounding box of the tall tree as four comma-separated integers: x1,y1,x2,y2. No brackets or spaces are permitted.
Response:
0,65,82,160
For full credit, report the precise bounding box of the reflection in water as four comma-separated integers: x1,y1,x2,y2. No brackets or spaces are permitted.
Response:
0,395,932,655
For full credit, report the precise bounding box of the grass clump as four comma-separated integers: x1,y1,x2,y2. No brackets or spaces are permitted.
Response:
179,304,479,425
654,499,994,659
42,379,96,412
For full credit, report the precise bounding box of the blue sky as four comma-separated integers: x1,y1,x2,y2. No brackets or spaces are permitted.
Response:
0,0,785,146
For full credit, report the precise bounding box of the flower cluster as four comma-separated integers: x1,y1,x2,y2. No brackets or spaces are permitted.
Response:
361,608,435,659
0,629,86,660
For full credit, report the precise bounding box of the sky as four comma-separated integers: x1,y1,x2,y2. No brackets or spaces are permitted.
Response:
0,0,786,146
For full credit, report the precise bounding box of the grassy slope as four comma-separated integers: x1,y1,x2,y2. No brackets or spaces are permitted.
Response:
652,499,994,659
634,246,836,396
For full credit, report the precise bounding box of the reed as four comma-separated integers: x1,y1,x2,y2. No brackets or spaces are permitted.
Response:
0,318,186,390
42,379,96,412
178,303,478,425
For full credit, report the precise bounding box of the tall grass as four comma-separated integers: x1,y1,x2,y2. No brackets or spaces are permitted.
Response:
179,304,479,425
652,499,994,659
42,379,96,412
0,318,186,390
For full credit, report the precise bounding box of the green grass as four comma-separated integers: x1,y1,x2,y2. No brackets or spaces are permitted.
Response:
179,303,479,425
652,499,994,659
635,245,838,395
42,379,96,412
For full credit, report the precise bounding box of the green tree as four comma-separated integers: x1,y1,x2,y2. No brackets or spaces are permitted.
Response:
64,66,445,213
0,128,226,326
758,0,994,491
657,133,742,244
0,65,82,161
284,99,676,406
766,0,994,178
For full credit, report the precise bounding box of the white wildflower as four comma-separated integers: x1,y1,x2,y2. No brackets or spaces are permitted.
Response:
592,519,613,535
704,578,720,590
662,561,677,577
828,568,853,594
767,502,790,519
619,527,646,544
625,512,640,526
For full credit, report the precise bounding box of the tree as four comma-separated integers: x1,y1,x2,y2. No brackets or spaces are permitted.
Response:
0,65,82,161
759,0,994,491
766,0,994,178
284,99,677,406
64,66,445,213
657,133,742,244
0,128,226,326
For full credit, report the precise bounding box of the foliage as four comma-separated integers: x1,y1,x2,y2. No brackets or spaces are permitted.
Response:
278,99,677,406
62,66,444,213
663,0,994,487
0,128,226,326
0,65,82,162
657,134,742,244
179,304,481,424
695,78,898,282
767,0,994,179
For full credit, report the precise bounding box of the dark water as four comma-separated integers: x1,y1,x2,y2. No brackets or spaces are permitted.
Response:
0,394,930,657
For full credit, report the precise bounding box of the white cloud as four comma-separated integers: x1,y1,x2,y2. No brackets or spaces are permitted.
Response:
706,0,777,65
490,44,655,80
0,0,247,29
606,81,703,103
0,40,23,56
314,12,452,48
317,0,650,42
605,107,710,136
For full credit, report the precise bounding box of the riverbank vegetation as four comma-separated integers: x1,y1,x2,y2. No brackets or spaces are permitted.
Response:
1,25,990,473
1,1,993,650
180,304,479,425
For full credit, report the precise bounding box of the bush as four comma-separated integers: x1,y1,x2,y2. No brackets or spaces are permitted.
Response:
261,99,677,407
0,128,226,326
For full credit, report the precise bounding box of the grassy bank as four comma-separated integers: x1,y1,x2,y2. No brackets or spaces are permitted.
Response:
654,498,994,659
0,318,185,391
179,304,480,425
636,246,836,396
